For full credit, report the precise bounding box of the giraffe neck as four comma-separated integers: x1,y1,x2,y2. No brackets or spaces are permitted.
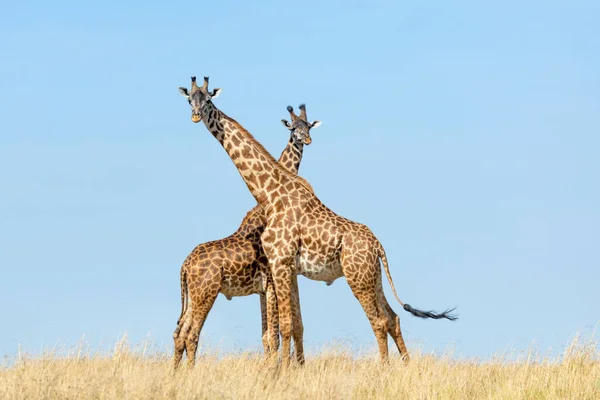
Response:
277,138,304,175
229,136,304,238
200,101,301,213
233,138,304,236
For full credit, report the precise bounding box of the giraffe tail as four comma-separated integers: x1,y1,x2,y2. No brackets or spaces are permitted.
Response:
377,242,458,321
173,267,188,338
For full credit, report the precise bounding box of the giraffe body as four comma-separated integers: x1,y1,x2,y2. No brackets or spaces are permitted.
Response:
178,77,456,367
172,205,276,370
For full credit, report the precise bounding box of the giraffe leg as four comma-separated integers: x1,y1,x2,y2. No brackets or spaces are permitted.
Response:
270,259,294,367
185,288,219,368
381,292,410,362
260,293,270,354
347,280,389,362
180,264,221,369
265,278,280,357
173,315,189,370
262,226,299,368
342,240,390,363
290,275,305,365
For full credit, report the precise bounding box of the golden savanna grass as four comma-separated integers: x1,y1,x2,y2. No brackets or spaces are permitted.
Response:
1,335,599,399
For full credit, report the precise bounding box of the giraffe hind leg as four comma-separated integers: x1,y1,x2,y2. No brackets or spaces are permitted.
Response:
174,266,222,370
173,310,192,370
341,239,390,363
185,289,219,368
347,279,389,362
381,293,410,362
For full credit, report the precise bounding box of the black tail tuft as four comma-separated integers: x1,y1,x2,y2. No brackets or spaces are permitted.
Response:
403,304,458,321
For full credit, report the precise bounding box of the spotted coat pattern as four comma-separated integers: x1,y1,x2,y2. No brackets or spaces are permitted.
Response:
177,77,456,367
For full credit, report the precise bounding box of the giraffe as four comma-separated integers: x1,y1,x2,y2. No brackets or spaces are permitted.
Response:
178,76,457,366
172,99,321,369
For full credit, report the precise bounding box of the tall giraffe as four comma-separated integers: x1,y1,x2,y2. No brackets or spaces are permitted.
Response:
172,99,321,369
178,76,457,366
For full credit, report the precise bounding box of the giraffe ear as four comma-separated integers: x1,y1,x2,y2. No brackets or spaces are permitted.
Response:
310,120,322,129
281,119,292,129
178,87,190,98
210,88,222,99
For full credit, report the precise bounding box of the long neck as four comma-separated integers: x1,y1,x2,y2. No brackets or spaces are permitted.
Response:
277,138,304,175
200,101,299,210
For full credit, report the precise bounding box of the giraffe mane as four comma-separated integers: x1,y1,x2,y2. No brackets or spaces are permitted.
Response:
238,205,263,225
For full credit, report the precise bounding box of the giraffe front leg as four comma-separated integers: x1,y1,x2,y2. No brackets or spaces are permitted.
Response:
290,274,305,365
269,258,294,368
262,226,297,368
265,278,280,357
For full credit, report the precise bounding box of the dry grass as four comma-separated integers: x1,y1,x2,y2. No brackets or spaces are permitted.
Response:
1,335,599,399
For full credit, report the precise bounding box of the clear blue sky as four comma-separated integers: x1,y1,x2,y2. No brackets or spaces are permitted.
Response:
1,1,599,359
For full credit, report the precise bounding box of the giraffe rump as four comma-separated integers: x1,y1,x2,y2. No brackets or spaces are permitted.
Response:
402,304,458,320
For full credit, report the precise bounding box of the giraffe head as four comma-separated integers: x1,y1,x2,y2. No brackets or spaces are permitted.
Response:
281,104,322,145
178,76,222,123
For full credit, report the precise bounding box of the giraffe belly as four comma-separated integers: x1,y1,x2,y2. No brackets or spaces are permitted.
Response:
220,273,264,299
295,254,343,283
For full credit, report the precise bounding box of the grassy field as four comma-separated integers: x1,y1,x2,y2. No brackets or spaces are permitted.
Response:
1,336,598,399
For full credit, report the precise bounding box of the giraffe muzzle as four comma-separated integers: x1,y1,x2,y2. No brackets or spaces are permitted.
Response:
304,137,312,145
191,114,201,123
